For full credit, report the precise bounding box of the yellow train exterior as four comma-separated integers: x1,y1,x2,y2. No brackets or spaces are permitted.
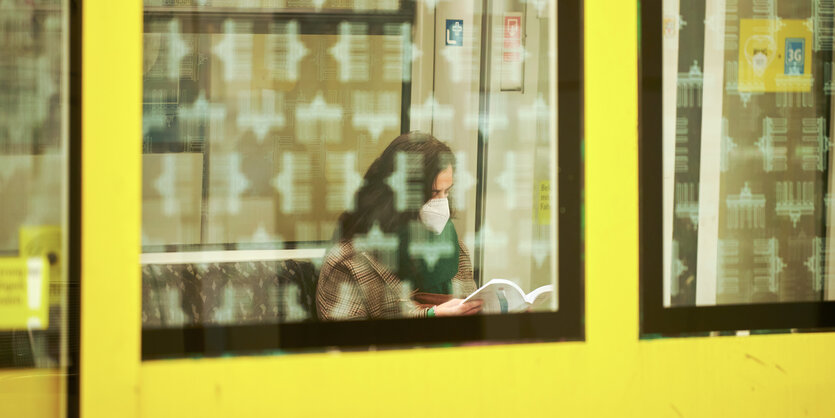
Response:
1,1,834,417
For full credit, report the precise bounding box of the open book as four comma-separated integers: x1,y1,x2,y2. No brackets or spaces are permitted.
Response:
462,279,555,314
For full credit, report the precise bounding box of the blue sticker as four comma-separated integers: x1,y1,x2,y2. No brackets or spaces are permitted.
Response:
445,19,463,46
785,38,805,75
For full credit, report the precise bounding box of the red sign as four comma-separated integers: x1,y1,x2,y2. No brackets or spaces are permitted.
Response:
503,15,522,62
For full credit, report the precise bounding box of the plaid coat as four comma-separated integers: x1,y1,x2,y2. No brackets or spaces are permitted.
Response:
316,238,477,320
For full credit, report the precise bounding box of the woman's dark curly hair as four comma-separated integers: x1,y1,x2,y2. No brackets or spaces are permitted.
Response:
337,131,455,240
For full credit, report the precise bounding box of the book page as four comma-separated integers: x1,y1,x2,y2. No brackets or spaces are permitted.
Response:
525,284,556,311
464,279,529,313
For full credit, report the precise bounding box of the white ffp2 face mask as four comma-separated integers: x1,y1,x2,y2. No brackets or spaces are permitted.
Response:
419,197,450,234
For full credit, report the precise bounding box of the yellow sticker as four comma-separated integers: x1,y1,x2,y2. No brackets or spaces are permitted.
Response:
739,19,813,92
19,225,62,306
538,181,551,226
0,257,50,330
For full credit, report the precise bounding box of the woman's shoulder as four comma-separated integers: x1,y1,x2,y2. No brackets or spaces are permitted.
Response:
321,239,400,283
322,240,357,269
322,239,382,274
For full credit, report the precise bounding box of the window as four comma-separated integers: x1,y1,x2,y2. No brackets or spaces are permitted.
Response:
142,0,583,358
0,0,78,414
641,0,835,335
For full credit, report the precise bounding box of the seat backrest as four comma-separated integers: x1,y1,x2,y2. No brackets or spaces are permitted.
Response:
142,258,320,327
275,259,320,322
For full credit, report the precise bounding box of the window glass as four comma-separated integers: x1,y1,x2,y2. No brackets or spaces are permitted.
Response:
141,0,572,350
142,21,407,247
0,0,71,394
663,0,835,306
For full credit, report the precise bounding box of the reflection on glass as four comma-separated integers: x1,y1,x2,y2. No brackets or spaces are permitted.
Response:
141,0,558,326
663,0,835,306
0,0,70,397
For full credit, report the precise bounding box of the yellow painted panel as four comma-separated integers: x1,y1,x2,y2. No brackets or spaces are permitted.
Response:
0,369,62,417
138,333,835,417
81,0,142,417
72,1,835,417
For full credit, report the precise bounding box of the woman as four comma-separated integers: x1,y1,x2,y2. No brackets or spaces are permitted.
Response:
316,132,483,320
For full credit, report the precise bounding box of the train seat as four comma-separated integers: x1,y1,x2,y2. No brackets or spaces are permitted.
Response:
141,258,321,327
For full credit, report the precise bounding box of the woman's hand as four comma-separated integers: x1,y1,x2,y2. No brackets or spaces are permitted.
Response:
433,298,483,316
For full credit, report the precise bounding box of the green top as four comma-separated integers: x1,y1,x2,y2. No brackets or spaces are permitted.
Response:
397,220,460,295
